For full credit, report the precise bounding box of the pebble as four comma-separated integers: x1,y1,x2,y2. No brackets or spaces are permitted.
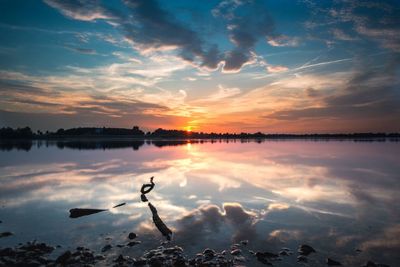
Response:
297,255,308,263
279,250,289,256
231,248,242,255
101,244,112,252
56,250,72,264
128,232,137,239
298,244,316,256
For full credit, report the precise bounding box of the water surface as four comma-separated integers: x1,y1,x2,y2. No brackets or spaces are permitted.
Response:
0,140,399,266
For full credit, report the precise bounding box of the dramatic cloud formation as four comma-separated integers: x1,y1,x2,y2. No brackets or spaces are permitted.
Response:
266,56,400,128
218,1,275,72
0,0,399,132
121,0,222,70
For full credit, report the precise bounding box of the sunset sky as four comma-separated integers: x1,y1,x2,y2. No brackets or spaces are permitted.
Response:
0,0,399,133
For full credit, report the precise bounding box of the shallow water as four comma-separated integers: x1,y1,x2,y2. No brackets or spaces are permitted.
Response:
0,140,399,266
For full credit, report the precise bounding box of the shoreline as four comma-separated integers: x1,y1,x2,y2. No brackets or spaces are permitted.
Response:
1,135,399,141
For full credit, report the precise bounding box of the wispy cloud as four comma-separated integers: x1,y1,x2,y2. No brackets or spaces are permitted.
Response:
267,35,300,47
64,45,97,55
266,65,288,73
43,0,116,21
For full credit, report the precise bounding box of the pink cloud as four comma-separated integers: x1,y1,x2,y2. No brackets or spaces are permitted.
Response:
267,65,289,73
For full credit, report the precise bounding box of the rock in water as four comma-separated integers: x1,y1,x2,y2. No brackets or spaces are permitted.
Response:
279,250,289,256
298,244,316,256
101,244,112,253
297,255,308,263
0,231,13,238
255,251,278,265
256,254,273,265
128,232,137,239
56,250,71,264
230,249,241,255
327,258,342,266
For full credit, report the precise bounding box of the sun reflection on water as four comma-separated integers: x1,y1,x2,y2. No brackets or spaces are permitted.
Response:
0,141,399,265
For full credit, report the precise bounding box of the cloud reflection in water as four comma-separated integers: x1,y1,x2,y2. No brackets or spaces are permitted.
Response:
0,140,399,266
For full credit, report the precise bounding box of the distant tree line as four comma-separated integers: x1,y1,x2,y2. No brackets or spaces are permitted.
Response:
54,126,144,136
1,126,400,140
0,127,34,139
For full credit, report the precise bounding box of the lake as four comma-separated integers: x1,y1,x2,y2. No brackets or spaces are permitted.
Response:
0,139,399,266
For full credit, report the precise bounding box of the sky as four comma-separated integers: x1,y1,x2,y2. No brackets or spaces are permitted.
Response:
0,0,399,133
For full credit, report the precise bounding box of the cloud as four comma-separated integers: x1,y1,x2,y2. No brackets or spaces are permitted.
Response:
305,87,321,97
331,28,358,41
264,57,400,131
175,202,257,245
222,49,252,72
0,108,190,131
309,0,400,52
266,65,288,73
268,203,290,211
64,45,96,54
43,0,116,21
44,0,222,70
221,1,275,72
0,68,197,130
211,0,246,20
361,224,400,256
267,35,300,47
121,0,225,71
43,0,288,74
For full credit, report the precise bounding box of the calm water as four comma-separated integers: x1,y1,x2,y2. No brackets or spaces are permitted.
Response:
0,140,399,266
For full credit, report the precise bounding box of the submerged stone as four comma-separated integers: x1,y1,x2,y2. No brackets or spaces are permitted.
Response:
0,231,13,238
297,255,308,263
240,240,249,245
127,241,142,247
203,248,216,255
279,250,289,256
101,244,112,252
56,250,72,264
128,232,137,239
231,248,242,255
327,257,342,266
298,244,316,256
